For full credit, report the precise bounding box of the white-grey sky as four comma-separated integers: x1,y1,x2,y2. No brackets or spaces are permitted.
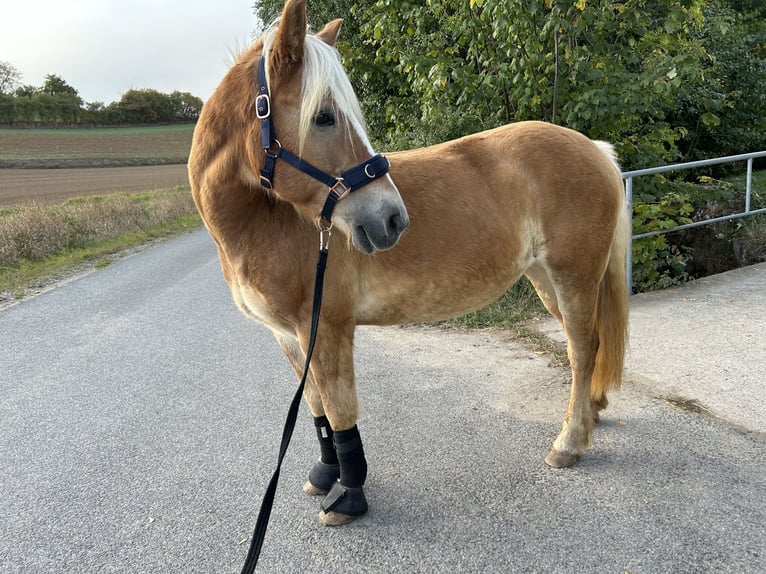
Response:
0,1,261,104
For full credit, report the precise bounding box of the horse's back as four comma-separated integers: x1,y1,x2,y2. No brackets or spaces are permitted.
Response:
387,121,624,252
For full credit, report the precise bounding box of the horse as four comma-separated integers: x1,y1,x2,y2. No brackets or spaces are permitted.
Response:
189,0,629,527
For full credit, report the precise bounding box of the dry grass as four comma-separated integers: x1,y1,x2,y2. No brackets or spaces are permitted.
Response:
0,127,201,302
0,188,197,267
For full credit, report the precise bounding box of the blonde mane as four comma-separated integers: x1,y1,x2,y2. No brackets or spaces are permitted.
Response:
262,22,367,152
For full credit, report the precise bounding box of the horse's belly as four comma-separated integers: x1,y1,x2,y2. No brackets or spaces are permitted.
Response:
356,270,520,325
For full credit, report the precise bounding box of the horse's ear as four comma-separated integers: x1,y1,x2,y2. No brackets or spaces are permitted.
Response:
271,0,307,75
316,18,343,47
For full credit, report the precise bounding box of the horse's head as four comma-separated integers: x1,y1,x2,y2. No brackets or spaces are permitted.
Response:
254,0,408,253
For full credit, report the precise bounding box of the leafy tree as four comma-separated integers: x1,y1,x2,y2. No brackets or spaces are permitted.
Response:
14,84,39,98
672,2,766,158
42,74,80,98
0,61,22,94
360,0,722,168
0,93,16,123
117,89,175,123
168,91,203,121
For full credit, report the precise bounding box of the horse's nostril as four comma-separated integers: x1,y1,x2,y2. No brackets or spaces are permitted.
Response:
390,212,408,235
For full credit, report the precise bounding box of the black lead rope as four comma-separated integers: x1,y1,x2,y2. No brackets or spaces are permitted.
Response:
240,231,331,574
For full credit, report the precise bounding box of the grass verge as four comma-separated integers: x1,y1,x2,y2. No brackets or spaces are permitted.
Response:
438,278,569,363
446,277,546,330
0,188,201,302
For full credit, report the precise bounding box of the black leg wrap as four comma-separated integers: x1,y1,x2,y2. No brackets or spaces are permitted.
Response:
320,425,369,516
308,416,340,492
313,416,338,465
333,425,367,488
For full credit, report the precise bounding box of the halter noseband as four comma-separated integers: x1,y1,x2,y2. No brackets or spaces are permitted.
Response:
255,55,391,226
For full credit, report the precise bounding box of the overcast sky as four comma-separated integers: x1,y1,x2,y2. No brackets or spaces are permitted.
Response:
0,1,261,104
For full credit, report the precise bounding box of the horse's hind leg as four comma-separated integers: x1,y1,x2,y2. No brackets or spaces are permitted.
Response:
526,266,607,423
525,265,563,324
542,282,601,468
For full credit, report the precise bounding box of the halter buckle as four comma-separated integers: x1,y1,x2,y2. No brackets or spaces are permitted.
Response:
330,178,351,201
255,94,271,119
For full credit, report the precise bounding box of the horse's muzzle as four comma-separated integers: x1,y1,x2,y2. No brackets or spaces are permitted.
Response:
352,208,409,254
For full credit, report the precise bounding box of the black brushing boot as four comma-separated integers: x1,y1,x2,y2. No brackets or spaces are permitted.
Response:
319,425,368,525
305,416,340,494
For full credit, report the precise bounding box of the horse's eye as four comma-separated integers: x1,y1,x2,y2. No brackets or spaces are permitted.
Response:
315,111,335,127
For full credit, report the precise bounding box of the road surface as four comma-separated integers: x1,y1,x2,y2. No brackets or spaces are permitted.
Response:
1,229,764,573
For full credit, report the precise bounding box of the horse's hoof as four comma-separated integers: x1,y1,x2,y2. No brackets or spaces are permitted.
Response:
303,481,328,496
544,449,580,468
318,510,358,526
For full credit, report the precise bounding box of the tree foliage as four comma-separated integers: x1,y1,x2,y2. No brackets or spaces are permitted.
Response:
255,0,765,290
0,71,203,126
257,0,765,166
0,61,22,94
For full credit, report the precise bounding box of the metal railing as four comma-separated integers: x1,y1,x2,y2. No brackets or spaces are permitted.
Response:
623,150,766,294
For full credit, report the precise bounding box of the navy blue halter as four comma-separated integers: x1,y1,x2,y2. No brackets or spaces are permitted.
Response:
255,55,390,225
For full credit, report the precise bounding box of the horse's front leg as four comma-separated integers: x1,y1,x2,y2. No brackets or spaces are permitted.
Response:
275,325,368,526
275,334,340,494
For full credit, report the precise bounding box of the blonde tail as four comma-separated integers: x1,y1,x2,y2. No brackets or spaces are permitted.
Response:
591,167,630,400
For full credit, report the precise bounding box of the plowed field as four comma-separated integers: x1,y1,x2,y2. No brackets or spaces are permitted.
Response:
0,164,190,206
0,125,194,168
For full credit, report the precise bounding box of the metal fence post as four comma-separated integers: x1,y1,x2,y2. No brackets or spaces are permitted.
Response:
745,158,753,213
625,176,634,296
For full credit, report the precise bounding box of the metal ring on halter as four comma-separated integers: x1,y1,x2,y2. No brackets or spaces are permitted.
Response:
364,164,376,179
266,138,282,155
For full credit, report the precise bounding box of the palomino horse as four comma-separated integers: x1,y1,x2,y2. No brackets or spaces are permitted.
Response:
189,0,629,527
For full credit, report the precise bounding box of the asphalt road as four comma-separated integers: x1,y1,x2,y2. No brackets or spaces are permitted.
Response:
1,229,764,573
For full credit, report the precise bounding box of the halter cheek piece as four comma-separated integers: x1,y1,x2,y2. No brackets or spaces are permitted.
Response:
255,55,391,228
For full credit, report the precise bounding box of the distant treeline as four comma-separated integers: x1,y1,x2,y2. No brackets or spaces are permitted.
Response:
0,71,203,126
